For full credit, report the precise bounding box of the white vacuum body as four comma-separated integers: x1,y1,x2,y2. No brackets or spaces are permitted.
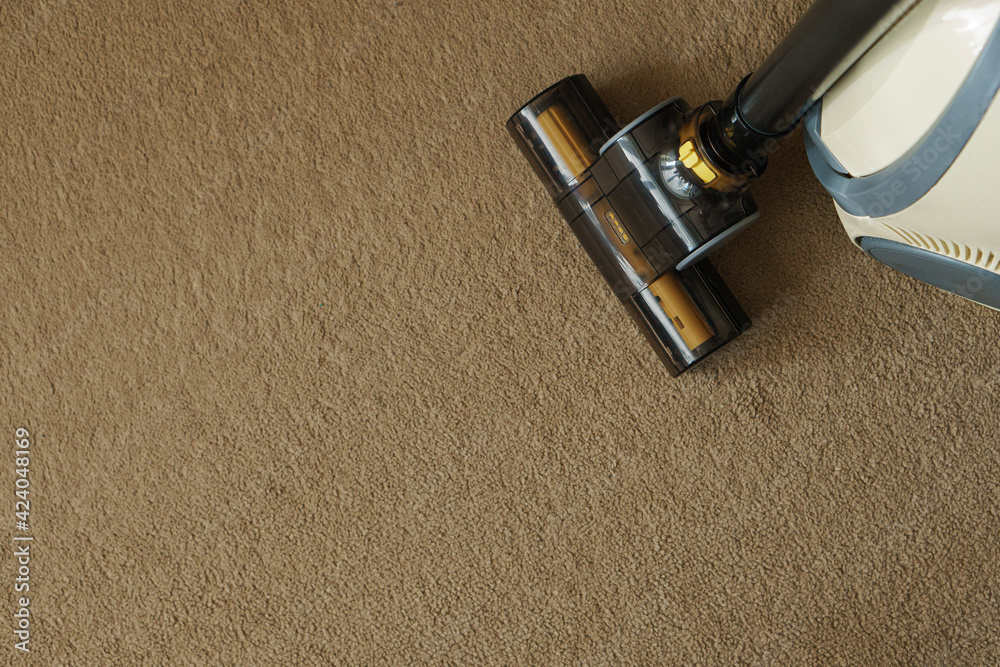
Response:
806,0,1000,308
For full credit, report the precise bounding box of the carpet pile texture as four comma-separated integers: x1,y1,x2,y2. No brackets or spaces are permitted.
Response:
3,0,999,663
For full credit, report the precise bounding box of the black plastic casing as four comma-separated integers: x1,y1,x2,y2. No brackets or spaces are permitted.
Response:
507,75,754,376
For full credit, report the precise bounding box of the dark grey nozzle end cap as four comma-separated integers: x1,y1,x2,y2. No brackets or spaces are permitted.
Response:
625,261,751,377
506,75,620,200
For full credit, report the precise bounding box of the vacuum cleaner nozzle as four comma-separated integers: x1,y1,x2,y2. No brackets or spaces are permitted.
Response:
504,3,922,375
507,75,755,376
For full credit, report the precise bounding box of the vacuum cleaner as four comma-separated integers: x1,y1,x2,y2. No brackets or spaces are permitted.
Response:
507,0,1000,376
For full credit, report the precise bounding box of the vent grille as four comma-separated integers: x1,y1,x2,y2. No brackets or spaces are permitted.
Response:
884,224,1000,273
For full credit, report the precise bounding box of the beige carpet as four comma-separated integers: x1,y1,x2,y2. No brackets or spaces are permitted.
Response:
3,0,1000,663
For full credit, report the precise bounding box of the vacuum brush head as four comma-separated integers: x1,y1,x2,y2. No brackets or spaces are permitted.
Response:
507,75,755,376
504,3,921,375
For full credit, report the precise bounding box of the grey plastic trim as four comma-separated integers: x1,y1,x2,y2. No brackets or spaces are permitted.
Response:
805,18,1000,218
860,237,1000,309
600,98,681,156
802,101,848,175
676,212,760,271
